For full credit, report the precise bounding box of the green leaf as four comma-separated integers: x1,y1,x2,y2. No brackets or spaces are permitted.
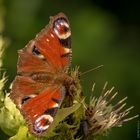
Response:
0,94,24,136
8,126,37,140
46,103,81,138
8,126,28,140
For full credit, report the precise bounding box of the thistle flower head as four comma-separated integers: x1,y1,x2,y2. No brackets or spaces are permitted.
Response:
85,82,139,137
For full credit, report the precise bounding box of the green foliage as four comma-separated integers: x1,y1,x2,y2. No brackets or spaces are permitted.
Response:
0,93,24,136
1,0,140,140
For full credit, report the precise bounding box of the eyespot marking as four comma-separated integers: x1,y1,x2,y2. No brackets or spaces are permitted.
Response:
61,48,72,58
34,114,53,133
32,45,45,60
32,45,40,55
21,94,37,104
52,97,61,104
61,52,71,58
53,18,71,39
59,37,71,48
45,107,59,117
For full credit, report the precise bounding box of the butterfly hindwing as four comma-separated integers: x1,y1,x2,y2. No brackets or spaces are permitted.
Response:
21,86,65,136
10,76,46,108
10,75,65,136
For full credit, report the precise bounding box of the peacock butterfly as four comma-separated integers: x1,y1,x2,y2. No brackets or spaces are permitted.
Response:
10,12,73,136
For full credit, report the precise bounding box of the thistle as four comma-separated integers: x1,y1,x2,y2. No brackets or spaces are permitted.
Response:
84,83,139,139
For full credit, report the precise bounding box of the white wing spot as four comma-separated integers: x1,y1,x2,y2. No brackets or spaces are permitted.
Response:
46,38,50,42
64,48,70,53
52,103,59,108
33,114,38,118
50,33,54,38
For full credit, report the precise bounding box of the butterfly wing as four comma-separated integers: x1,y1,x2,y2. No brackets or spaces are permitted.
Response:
17,12,71,75
34,12,71,71
10,12,72,136
10,75,65,136
22,86,65,136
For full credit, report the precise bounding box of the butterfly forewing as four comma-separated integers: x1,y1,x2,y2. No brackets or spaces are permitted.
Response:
35,13,71,71
17,40,54,75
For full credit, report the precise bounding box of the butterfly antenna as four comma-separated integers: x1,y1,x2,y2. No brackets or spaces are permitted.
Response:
80,65,104,76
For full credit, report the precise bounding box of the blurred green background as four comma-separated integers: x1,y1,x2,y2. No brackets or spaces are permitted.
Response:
1,0,140,139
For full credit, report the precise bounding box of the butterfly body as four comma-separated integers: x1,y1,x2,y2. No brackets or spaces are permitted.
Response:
10,13,73,136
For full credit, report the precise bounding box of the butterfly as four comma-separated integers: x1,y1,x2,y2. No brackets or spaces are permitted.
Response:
10,12,73,137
